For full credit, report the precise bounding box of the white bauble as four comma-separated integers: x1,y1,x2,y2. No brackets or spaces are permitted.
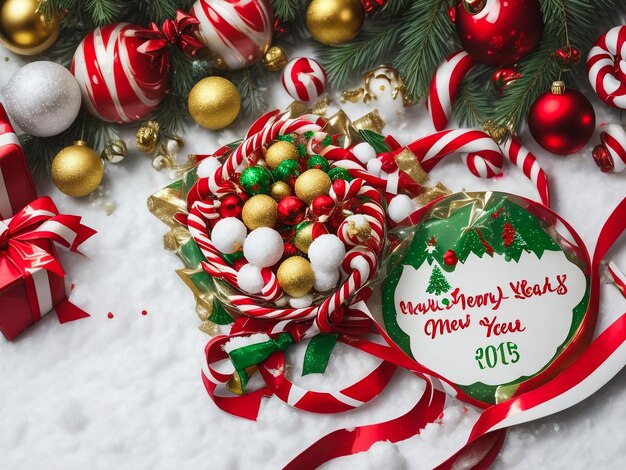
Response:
211,217,247,254
352,142,377,165
243,227,284,267
290,294,313,308
237,264,265,294
196,157,222,179
308,234,346,271
314,268,340,292
388,194,417,223
4,61,81,137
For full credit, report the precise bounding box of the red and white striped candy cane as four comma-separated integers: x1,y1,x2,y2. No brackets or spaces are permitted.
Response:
406,128,504,177
587,26,626,109
501,137,551,207
427,50,476,131
593,123,626,173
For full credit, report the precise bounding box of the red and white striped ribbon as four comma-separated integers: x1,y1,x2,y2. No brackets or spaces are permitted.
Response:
587,25,626,109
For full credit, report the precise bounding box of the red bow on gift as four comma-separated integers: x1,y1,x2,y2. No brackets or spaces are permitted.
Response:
0,197,96,337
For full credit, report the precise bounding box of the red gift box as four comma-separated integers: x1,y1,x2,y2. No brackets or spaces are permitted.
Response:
0,104,38,219
0,197,96,340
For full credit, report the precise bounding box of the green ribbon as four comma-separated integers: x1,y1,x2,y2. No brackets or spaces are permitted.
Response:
303,334,339,376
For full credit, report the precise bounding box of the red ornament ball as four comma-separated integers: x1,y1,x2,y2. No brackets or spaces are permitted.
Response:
455,0,543,66
277,196,307,226
71,23,170,124
491,66,520,95
528,83,596,155
219,194,244,218
555,46,582,70
444,249,458,266
311,195,336,220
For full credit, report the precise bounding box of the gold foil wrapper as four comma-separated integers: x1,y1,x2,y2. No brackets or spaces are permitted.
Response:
176,268,214,321
147,187,187,227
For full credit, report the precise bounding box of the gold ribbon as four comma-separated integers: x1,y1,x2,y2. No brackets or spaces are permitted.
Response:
147,186,187,227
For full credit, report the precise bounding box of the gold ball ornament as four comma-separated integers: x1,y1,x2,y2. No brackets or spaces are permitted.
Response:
136,121,160,153
294,223,315,254
277,256,315,297
188,77,241,130
265,141,299,170
242,194,278,230
306,0,365,46
270,181,293,201
261,45,289,72
51,141,104,198
0,0,60,55
294,169,332,204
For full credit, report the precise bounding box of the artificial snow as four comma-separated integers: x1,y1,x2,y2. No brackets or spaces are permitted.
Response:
1,43,626,470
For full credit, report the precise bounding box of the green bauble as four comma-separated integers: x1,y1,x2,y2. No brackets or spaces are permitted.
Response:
274,159,301,183
307,155,330,172
328,167,353,182
240,166,273,195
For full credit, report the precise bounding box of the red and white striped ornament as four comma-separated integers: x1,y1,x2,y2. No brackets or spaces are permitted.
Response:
593,124,626,173
587,26,626,109
282,57,328,104
71,23,170,124
191,0,273,70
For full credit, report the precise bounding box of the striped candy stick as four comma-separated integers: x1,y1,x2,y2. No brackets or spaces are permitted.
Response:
587,26,626,109
501,137,551,207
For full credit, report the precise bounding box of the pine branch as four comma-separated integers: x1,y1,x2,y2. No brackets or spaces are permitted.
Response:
454,65,494,128
316,21,402,92
43,26,87,67
228,65,269,123
136,0,180,25
85,0,130,26
270,0,308,22
394,0,457,101
371,0,413,19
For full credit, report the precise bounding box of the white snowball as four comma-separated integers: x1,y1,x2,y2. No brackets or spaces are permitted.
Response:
211,217,247,254
308,234,346,271
196,157,222,178
243,227,284,267
388,194,417,223
289,294,313,308
237,264,265,294
352,142,377,165
367,158,383,177
313,268,340,292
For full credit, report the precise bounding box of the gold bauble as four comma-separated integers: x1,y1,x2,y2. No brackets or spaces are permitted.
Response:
294,223,315,254
306,0,365,46
261,45,288,72
0,0,60,55
277,256,315,297
265,141,299,170
294,169,331,204
51,141,104,198
136,121,160,153
188,77,241,130
270,181,293,201
242,194,277,230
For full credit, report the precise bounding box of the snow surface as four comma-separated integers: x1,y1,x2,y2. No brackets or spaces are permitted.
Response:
1,39,626,470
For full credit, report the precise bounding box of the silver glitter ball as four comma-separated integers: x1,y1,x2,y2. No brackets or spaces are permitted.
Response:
4,61,81,137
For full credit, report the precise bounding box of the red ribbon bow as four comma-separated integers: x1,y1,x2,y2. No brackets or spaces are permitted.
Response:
155,10,205,58
1,196,96,277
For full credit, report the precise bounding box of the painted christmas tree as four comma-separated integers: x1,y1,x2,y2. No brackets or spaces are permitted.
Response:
426,265,451,295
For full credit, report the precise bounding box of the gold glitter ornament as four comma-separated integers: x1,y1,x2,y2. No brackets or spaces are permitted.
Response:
306,0,365,46
242,194,278,230
270,181,293,201
0,0,60,55
294,223,315,254
136,121,160,154
51,141,104,198
294,169,332,204
277,257,315,297
188,76,241,130
101,139,127,163
265,141,299,170
261,45,288,72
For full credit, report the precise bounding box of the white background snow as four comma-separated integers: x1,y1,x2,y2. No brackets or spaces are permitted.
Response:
1,34,626,470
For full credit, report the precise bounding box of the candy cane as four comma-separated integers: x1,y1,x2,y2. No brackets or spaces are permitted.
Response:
501,137,551,207
587,26,626,109
592,123,626,173
427,50,476,131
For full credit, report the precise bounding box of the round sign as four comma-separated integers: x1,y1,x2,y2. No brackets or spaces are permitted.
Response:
382,192,591,404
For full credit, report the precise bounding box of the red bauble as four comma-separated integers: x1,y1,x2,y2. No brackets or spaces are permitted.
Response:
528,83,596,156
71,23,170,124
455,0,543,66
219,194,244,218
277,196,307,225
555,46,582,70
443,249,458,266
491,66,521,95
311,195,336,220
